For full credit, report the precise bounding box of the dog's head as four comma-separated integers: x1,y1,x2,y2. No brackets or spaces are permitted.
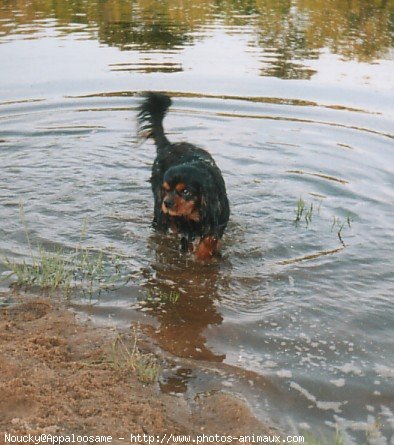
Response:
160,164,223,234
160,165,201,222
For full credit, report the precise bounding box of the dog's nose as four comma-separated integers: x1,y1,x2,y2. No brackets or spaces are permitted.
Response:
164,199,174,209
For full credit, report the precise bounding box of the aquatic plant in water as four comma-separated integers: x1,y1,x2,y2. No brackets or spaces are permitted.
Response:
3,202,126,298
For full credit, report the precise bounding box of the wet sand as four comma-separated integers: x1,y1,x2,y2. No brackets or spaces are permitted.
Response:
0,293,274,444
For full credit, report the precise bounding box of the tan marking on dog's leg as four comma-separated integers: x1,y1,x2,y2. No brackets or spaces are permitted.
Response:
195,236,218,260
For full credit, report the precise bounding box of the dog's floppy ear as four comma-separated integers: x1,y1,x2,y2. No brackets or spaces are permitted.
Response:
200,178,221,237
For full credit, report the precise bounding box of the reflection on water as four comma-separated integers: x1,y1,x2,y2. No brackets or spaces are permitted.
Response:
140,235,226,362
0,0,394,443
1,0,393,79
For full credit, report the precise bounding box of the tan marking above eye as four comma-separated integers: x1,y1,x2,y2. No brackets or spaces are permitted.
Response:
162,181,171,191
175,182,187,193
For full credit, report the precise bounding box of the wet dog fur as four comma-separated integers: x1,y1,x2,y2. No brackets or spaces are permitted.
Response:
137,92,230,259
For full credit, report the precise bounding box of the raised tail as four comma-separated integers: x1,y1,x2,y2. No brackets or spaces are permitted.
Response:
137,92,172,150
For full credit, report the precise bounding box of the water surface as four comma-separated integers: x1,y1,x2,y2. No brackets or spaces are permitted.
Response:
1,1,393,443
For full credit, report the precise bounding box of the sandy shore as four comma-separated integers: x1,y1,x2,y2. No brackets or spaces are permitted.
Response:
0,293,274,444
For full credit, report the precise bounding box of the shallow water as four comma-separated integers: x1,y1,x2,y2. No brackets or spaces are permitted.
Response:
1,0,394,442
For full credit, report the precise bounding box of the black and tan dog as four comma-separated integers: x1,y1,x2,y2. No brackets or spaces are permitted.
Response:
137,92,230,259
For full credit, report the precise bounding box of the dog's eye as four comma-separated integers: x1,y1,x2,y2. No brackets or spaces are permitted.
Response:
181,188,192,198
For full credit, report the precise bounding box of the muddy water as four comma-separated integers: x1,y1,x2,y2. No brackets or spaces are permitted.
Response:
1,0,393,443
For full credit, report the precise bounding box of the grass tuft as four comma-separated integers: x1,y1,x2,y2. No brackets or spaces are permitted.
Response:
302,429,344,445
5,246,72,292
109,327,160,384
294,197,305,225
144,289,181,306
293,198,353,247
331,215,352,247
294,197,314,227
3,202,125,298
305,202,313,225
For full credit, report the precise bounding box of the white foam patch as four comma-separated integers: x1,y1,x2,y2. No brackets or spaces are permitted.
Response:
329,378,346,387
262,360,277,368
290,382,343,413
276,369,292,378
380,405,394,427
374,364,394,379
336,362,363,376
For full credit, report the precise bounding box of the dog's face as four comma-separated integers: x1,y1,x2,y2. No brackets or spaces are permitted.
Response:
161,180,200,221
160,166,202,222
158,163,227,240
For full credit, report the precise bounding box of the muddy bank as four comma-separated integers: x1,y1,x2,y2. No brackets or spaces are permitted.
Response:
0,293,275,444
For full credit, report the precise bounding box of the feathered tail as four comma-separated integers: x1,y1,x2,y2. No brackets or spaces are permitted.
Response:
137,92,172,150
